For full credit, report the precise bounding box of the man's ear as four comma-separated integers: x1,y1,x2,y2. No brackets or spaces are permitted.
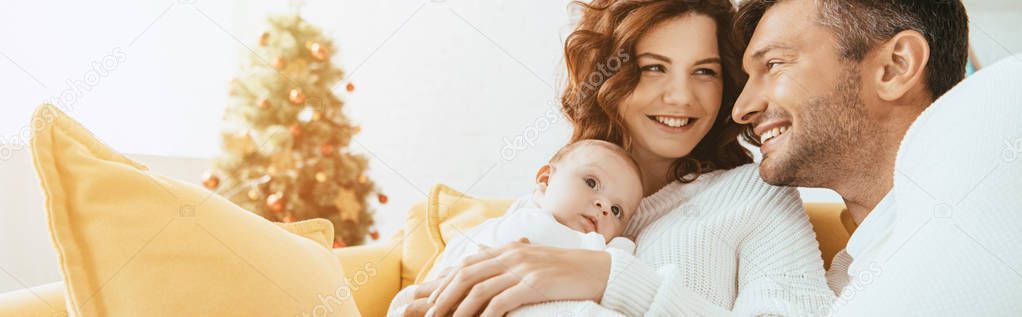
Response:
872,30,931,102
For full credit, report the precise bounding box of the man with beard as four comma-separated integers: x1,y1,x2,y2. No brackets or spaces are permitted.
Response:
734,0,1021,315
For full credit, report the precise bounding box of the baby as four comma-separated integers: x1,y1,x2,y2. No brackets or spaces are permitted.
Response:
388,139,643,316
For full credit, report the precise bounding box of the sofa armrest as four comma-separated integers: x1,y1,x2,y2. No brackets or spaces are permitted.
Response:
0,282,67,317
335,234,403,317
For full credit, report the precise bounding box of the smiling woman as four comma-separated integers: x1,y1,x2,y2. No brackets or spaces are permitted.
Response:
561,0,754,194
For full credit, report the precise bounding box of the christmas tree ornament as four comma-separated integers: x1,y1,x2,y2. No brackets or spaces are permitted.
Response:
288,124,302,138
273,56,286,69
346,82,355,92
357,174,368,184
370,230,379,240
282,215,294,223
319,143,335,156
267,192,285,213
288,88,306,105
311,110,323,121
315,171,328,182
307,41,328,61
297,107,314,123
259,31,270,46
257,98,270,109
332,239,346,248
202,171,220,190
377,193,388,204
351,125,361,134
247,188,261,200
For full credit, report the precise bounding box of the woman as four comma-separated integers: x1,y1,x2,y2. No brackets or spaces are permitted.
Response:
412,0,834,316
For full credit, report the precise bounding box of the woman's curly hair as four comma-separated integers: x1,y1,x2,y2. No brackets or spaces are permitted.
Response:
561,0,756,184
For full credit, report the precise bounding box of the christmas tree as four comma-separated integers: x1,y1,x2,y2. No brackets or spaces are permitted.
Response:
204,14,385,247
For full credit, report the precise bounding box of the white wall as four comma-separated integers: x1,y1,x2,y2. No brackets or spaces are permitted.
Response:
1,0,1020,293
0,0,578,268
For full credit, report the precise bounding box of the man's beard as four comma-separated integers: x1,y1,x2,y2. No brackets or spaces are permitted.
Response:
760,66,882,188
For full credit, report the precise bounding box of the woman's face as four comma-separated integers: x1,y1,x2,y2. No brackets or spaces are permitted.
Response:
619,14,723,162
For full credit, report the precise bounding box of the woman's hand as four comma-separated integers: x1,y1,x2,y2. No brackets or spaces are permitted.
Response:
427,238,612,317
400,267,454,317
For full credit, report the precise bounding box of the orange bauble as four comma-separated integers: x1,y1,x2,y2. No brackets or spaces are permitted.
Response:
267,192,285,213
259,32,269,46
308,41,328,61
377,193,388,204
319,143,335,156
346,83,355,92
202,171,220,190
288,88,306,105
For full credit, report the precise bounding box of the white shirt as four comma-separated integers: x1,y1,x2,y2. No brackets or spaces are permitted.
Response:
828,54,1022,316
826,193,896,297
844,193,896,261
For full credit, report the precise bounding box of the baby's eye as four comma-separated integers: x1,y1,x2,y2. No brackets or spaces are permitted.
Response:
611,206,622,218
584,177,598,189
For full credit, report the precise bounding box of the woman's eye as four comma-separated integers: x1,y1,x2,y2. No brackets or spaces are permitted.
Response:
585,177,598,189
611,206,622,218
694,68,719,77
640,64,666,73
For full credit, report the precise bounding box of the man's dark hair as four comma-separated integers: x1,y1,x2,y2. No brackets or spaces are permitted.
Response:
736,0,970,99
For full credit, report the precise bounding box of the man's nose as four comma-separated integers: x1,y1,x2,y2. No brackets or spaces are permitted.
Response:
733,79,766,125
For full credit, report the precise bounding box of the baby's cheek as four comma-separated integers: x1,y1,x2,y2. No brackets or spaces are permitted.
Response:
607,220,624,237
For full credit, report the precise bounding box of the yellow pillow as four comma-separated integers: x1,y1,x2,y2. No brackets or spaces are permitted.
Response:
29,104,360,316
405,184,513,285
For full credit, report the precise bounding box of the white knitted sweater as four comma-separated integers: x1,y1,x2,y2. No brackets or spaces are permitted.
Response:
515,164,836,316
602,164,835,316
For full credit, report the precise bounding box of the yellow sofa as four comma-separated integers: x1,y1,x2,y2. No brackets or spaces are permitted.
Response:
0,184,853,317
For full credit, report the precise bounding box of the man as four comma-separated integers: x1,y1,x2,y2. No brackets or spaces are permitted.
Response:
733,0,1021,315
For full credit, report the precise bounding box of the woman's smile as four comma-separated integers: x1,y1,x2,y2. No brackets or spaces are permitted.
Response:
645,114,699,134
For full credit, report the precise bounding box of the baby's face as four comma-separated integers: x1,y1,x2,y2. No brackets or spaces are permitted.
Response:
536,145,643,242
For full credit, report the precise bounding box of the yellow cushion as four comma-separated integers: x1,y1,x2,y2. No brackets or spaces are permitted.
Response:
29,104,360,316
399,184,512,286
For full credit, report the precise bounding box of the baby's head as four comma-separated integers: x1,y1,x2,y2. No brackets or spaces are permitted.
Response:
532,139,643,242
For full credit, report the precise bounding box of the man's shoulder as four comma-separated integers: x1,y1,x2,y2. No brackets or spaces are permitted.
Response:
896,55,1022,203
